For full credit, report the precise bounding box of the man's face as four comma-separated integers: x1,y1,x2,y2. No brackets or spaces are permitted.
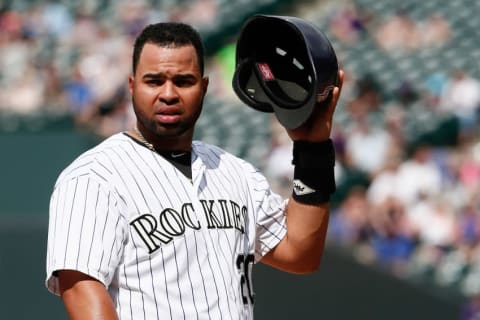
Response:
129,43,208,145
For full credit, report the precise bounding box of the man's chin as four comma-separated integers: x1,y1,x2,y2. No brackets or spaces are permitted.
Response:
154,124,192,139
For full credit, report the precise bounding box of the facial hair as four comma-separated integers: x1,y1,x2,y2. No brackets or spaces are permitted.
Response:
131,96,204,140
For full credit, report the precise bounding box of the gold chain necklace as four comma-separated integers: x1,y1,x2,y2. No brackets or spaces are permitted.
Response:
133,127,156,152
133,127,192,181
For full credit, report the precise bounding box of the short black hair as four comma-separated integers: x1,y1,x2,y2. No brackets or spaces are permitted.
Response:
132,22,205,75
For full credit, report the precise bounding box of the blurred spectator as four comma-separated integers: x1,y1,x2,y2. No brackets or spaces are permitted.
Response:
374,11,450,53
366,147,404,207
407,196,456,250
0,11,32,87
455,194,480,249
457,144,480,193
346,73,383,118
328,1,371,45
0,65,46,114
63,65,95,118
328,186,375,262
394,143,443,207
169,0,218,30
394,80,419,107
460,293,480,320
369,197,416,276
78,31,131,104
423,71,449,109
383,103,407,148
344,117,394,177
116,0,151,39
65,12,101,47
41,1,74,39
439,70,480,140
440,70,480,114
42,62,64,111
419,13,451,48
94,86,136,137
374,9,421,53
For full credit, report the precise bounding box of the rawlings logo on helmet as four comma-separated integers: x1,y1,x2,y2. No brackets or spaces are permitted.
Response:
316,84,335,103
258,63,275,81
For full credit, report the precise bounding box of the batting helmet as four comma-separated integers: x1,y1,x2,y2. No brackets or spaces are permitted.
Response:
232,14,339,129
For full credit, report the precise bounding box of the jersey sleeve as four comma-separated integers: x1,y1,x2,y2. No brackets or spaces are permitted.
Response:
45,173,127,296
247,164,288,262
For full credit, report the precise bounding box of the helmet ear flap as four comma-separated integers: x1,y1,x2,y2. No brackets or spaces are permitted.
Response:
232,58,274,113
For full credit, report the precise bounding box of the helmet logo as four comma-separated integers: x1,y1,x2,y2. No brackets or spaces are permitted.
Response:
317,84,335,103
258,63,275,81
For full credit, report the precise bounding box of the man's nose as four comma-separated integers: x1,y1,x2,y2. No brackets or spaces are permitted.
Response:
159,81,179,103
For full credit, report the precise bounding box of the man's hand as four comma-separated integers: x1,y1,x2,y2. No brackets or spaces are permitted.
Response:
286,70,344,142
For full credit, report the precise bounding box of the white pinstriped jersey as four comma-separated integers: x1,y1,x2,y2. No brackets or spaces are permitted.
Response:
46,132,287,319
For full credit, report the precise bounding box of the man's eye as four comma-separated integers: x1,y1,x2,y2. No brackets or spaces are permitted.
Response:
146,79,162,86
175,78,195,87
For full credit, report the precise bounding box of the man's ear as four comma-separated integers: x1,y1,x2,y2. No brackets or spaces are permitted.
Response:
128,75,135,94
202,76,209,95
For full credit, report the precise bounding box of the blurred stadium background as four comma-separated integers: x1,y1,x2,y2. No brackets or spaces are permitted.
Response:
1,0,479,318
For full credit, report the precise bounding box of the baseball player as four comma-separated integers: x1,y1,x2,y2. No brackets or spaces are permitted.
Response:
46,20,343,319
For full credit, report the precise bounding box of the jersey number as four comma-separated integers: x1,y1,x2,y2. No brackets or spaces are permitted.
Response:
236,254,255,305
